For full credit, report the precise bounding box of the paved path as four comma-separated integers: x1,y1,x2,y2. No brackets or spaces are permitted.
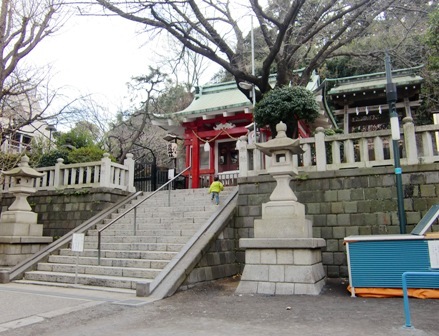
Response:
0,278,438,336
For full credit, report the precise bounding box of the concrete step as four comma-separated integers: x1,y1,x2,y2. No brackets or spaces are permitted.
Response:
20,186,235,291
99,217,204,227
23,271,147,290
13,279,137,294
118,205,216,213
87,228,198,237
83,242,184,252
130,198,230,206
84,235,191,244
58,249,177,260
36,263,161,278
107,211,213,220
48,255,169,269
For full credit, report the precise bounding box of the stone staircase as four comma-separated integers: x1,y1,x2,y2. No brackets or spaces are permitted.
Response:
17,188,234,293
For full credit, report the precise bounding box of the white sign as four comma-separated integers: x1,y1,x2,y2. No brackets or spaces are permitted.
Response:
167,143,178,158
168,169,175,180
428,240,439,269
71,233,85,252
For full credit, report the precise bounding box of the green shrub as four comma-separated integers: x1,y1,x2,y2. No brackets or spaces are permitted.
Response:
67,147,106,163
254,86,320,138
36,150,70,168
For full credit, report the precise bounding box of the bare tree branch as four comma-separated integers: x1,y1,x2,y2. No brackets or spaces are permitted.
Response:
89,0,430,101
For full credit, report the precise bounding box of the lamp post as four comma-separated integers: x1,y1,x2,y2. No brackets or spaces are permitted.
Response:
163,133,182,189
45,124,56,151
238,16,257,142
385,53,407,234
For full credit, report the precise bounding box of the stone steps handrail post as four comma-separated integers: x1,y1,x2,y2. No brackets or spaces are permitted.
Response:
403,117,418,165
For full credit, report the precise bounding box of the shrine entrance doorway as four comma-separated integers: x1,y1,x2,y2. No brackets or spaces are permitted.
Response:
217,141,239,173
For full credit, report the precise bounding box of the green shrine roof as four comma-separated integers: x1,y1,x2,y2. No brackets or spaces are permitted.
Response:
173,82,250,118
327,67,423,96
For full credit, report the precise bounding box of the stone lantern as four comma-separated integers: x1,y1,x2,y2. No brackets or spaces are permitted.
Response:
253,121,311,238
0,155,52,267
236,121,326,295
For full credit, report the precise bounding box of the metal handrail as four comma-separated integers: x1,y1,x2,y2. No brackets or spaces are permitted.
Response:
402,271,439,328
97,166,191,265
2,190,144,282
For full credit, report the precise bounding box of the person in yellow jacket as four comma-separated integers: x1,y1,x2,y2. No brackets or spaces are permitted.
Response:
209,176,224,205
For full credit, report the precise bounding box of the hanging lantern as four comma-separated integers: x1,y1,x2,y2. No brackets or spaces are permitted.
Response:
204,141,210,152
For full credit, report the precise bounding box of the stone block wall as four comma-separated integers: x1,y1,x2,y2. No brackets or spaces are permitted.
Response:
236,164,439,278
0,188,130,238
181,210,240,289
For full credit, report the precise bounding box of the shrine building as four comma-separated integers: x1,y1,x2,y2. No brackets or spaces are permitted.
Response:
153,66,424,189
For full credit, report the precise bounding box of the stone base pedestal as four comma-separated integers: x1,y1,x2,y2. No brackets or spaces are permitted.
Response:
236,238,326,295
0,211,43,236
0,236,53,267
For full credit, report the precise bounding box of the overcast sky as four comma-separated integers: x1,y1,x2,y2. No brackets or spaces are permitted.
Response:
29,13,154,119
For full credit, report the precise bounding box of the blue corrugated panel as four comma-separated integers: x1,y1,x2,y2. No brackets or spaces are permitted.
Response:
348,240,439,288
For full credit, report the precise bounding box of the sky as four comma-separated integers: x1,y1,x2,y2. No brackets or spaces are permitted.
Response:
29,12,159,121
27,5,235,128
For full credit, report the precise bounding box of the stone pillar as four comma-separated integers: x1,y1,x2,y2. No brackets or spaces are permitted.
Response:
403,117,418,165
237,136,249,177
100,153,112,188
314,127,327,171
236,122,326,295
124,153,136,192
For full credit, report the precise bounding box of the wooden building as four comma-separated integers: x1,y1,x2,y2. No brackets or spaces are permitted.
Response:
326,66,423,133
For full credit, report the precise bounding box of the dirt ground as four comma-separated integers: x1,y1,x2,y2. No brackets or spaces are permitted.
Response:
2,277,439,336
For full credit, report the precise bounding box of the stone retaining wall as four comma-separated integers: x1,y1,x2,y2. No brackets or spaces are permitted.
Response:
235,163,439,278
182,209,240,289
0,188,130,238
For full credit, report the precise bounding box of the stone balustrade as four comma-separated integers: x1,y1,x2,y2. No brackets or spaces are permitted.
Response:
1,153,135,193
238,118,439,176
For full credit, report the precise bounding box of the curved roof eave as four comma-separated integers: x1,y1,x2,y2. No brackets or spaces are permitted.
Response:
328,75,423,95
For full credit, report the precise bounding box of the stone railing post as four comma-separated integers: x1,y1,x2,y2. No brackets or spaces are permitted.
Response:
253,148,263,172
124,153,136,192
403,117,418,165
314,127,327,171
53,158,64,188
100,153,112,188
237,136,249,177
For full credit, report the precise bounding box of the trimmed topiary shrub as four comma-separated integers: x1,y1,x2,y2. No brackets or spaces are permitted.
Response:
254,86,320,138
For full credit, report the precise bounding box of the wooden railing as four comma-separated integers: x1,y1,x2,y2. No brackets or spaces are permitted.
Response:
199,171,239,188
1,153,136,193
238,117,439,176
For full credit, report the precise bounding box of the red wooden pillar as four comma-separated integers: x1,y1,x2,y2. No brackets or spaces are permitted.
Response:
192,132,200,188
209,141,215,182
184,138,191,170
183,138,191,189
